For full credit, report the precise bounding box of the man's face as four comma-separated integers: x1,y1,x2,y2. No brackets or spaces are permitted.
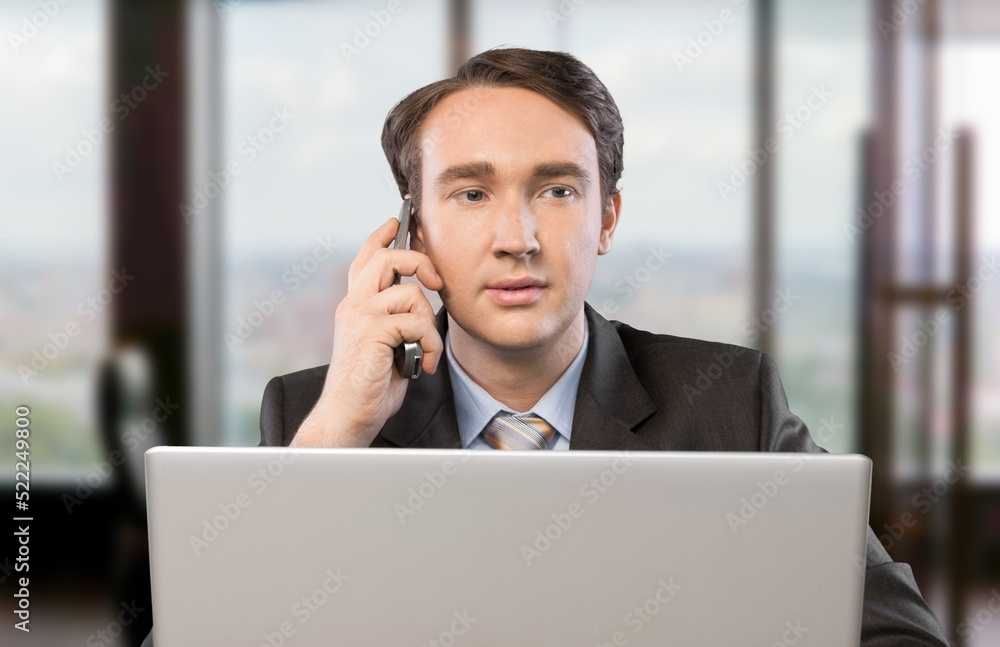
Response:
413,86,620,352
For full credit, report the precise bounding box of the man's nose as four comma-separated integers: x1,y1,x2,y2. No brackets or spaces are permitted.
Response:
490,199,540,258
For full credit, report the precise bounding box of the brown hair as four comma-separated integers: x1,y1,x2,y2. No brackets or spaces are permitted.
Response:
381,47,624,216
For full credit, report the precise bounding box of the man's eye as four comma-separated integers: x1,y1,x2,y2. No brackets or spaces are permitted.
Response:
462,190,484,202
543,187,573,199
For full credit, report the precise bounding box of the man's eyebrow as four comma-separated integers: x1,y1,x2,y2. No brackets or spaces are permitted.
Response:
433,161,497,190
433,160,592,191
531,162,591,187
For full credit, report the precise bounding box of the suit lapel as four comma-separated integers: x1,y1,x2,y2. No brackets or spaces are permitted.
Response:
568,304,659,451
372,304,659,451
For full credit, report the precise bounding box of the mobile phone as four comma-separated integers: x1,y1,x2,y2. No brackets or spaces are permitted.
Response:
392,198,423,379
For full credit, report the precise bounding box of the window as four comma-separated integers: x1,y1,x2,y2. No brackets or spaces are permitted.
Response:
942,41,1000,478
217,0,869,454
1,0,108,478
220,0,449,445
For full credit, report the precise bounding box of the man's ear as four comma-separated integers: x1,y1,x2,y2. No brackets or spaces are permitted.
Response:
597,192,622,255
411,219,425,253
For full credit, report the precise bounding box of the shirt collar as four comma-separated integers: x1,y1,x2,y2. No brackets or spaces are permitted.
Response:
446,319,589,449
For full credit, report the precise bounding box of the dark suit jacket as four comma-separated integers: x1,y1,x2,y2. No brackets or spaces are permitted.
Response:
142,304,949,647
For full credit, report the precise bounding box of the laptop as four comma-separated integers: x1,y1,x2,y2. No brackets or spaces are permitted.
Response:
145,447,871,646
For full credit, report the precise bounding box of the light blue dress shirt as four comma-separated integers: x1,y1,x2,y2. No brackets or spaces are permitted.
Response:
446,319,589,450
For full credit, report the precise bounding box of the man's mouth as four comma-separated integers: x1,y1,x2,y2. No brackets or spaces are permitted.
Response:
487,277,546,290
485,278,546,306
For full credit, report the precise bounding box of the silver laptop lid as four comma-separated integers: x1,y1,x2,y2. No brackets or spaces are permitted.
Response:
145,447,871,646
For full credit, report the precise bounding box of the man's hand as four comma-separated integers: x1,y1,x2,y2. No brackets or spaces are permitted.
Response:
291,217,445,447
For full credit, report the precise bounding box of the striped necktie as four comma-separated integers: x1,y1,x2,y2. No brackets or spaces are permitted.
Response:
482,412,557,450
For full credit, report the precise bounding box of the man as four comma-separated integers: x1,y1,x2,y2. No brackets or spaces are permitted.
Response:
270,47,950,645
141,47,948,646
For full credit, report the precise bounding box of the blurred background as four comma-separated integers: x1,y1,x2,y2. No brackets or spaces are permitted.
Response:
0,0,997,644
